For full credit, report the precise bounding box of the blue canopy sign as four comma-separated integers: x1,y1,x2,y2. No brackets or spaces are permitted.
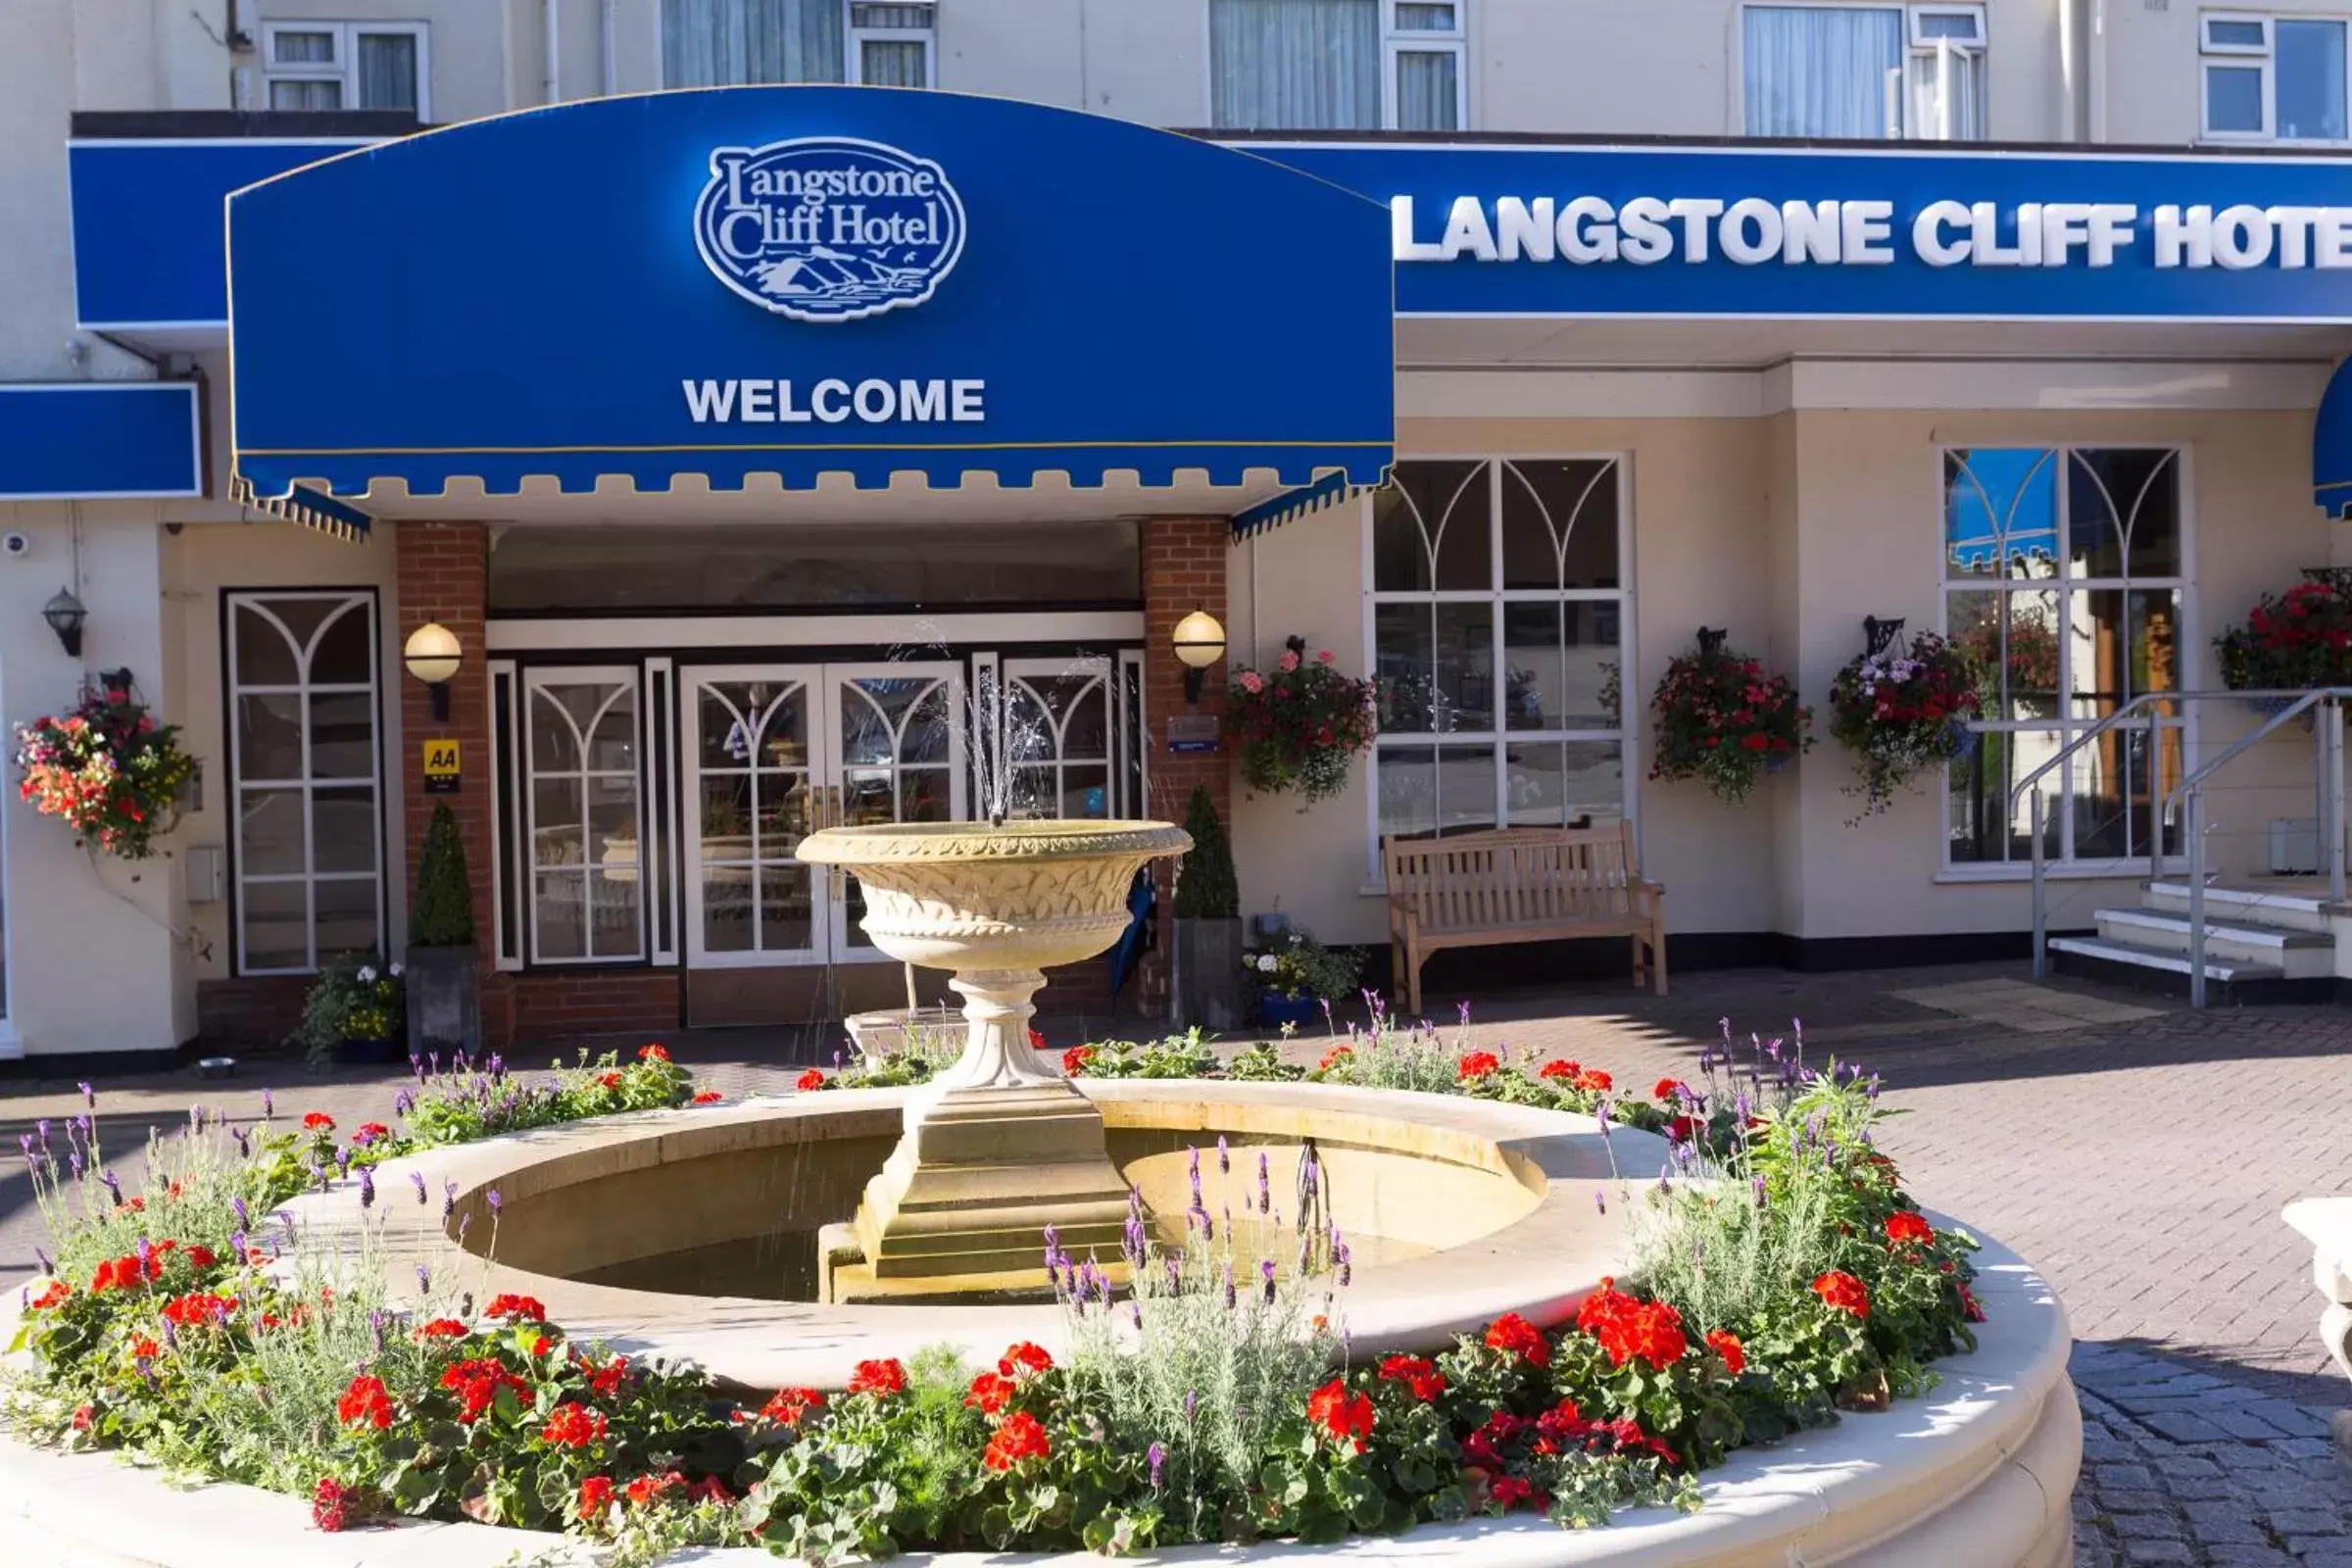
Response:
1251,143,2352,320
227,88,1395,507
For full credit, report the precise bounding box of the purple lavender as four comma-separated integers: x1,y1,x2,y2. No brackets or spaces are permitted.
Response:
34,1119,47,1152
409,1054,423,1080
231,1196,249,1230
409,1171,427,1205
1188,1146,1201,1207
1222,1262,1237,1311
1129,1299,1144,1331
358,1166,375,1209
334,1149,352,1180
1260,1258,1277,1304
416,1264,431,1295
1335,1242,1351,1288
1183,1390,1199,1424
77,1081,93,1108
486,1187,502,1214
135,1237,152,1273
1216,1134,1230,1175
457,1211,472,1246
233,1128,251,1159
35,1247,52,1276
16,1133,29,1162
1593,1189,1607,1216
68,1151,83,1182
261,1088,273,1118
1147,1442,1167,1489
442,1178,458,1219
1256,1151,1272,1214
101,1170,122,1204
228,1231,245,1262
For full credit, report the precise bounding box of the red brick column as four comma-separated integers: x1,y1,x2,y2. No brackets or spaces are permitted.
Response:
392,520,509,1043
1140,515,1234,1015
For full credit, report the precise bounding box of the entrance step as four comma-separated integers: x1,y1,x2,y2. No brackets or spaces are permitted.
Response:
2092,907,2335,980
2142,880,2334,934
2048,934,2330,1004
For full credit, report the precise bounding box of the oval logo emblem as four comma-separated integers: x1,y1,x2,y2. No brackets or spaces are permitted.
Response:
694,136,965,323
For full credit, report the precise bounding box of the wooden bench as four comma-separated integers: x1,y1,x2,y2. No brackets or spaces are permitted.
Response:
1384,823,1665,1014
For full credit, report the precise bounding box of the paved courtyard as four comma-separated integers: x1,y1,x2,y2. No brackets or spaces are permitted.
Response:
4,958,2351,1562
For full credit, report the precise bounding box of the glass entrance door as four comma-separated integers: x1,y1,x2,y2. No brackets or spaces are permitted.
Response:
680,662,964,970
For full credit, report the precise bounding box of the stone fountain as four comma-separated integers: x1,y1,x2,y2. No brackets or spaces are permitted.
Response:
796,819,1190,1302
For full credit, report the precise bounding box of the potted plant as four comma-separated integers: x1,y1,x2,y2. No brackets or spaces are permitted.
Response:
1246,925,1362,1031
1227,636,1379,805
1172,784,1246,1032
2217,569,2352,716
406,802,482,1056
1647,633,1812,805
1828,630,1983,819
291,951,405,1069
13,678,196,860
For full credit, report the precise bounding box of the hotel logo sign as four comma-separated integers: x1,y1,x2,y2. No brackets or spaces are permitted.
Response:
694,136,966,322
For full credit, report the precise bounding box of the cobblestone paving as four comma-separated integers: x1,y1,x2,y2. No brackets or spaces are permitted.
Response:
6,959,2352,1560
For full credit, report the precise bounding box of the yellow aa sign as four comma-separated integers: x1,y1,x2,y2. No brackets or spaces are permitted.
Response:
421,739,461,793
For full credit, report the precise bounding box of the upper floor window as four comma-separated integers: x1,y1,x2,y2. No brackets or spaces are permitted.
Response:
1742,4,1984,139
261,22,427,116
663,0,935,86
1210,0,1466,132
2201,13,2348,141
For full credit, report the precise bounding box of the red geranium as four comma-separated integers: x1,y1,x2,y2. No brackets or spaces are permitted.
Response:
13,684,195,859
626,1471,685,1506
1227,639,1378,804
1653,1077,1685,1102
757,1387,825,1425
849,1357,906,1396
1000,1341,1054,1377
28,1280,68,1310
1812,1270,1871,1318
1457,1051,1501,1081
336,1374,395,1430
1483,1311,1551,1368
353,1121,390,1146
1061,1046,1094,1076
1885,1209,1935,1248
965,1370,1017,1414
161,1292,236,1328
485,1293,546,1322
540,1401,606,1447
440,1356,532,1423
578,1475,614,1517
795,1068,826,1093
1575,1280,1688,1371
1705,1330,1746,1378
1577,1068,1613,1093
1318,1045,1353,1072
1305,1378,1376,1450
312,1475,356,1532
638,1043,670,1062
597,1071,622,1090
1377,1353,1446,1401
692,1090,723,1104
1649,641,1811,804
302,1112,335,1133
1539,1058,1578,1081
982,1409,1052,1471
414,1317,468,1342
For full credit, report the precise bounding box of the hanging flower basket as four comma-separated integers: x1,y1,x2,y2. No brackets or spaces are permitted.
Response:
2218,569,2352,716
14,681,195,860
1829,631,1984,820
1647,637,1812,806
1227,637,1378,806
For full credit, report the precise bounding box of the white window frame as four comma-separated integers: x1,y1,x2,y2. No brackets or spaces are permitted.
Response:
1383,1,1469,131
259,21,431,119
1936,445,2198,879
2198,11,2352,144
1000,657,1118,822
225,591,385,976
522,666,647,965
847,1,937,86
1738,3,1985,139
1360,455,1638,886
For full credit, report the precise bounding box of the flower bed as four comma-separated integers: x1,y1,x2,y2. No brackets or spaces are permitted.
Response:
6,1022,1994,1563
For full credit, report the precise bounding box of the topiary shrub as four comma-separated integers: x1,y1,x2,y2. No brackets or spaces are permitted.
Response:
409,802,474,948
1173,784,1238,920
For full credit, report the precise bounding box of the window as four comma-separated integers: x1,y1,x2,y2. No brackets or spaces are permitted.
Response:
260,22,427,115
1368,459,1628,869
1742,4,1984,139
1003,659,1115,821
525,670,644,962
2201,13,2349,141
1211,1,1465,131
1942,448,2187,870
226,592,383,974
662,1,934,85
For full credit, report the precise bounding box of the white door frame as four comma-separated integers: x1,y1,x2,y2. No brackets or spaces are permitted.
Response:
680,663,825,969
824,662,967,964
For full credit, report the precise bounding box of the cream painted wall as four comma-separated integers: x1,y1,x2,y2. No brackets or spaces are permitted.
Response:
1776,407,2333,942
164,519,405,986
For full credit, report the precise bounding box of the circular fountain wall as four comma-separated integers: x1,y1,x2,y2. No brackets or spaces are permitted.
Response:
276,1079,1642,1392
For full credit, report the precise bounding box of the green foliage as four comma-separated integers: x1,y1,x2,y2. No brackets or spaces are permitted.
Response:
289,952,406,1069
1172,784,1238,919
1065,1028,1220,1079
409,803,475,948
400,1045,694,1148
1245,926,1362,1001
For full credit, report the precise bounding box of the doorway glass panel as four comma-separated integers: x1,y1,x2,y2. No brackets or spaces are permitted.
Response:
830,668,962,957
692,677,815,958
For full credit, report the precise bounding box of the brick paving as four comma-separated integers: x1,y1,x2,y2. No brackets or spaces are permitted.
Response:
7,959,2352,1560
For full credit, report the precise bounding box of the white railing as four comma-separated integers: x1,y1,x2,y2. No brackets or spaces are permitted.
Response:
2014,689,2352,1006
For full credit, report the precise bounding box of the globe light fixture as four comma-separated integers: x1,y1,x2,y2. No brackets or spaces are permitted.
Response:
403,621,463,720
1171,609,1226,704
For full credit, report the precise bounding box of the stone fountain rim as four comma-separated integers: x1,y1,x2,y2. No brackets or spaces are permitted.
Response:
0,1216,2077,1568
796,818,1192,864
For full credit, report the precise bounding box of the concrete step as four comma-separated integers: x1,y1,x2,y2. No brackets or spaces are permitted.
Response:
2049,934,2332,1004
2094,907,2335,980
2143,880,2335,934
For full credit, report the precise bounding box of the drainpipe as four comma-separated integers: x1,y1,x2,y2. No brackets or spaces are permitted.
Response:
2087,0,2109,143
601,0,617,95
543,0,561,103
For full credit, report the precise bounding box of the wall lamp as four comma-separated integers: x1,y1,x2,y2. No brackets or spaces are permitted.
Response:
403,621,464,721
41,588,86,659
1171,609,1226,704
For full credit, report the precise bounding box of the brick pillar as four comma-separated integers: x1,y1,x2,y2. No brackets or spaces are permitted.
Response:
1140,515,1234,1016
392,520,509,1044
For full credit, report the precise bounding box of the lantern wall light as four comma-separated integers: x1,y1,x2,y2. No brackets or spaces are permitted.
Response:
1171,609,1226,705
403,621,464,721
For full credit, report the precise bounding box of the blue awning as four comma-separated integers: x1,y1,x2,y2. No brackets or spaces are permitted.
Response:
2319,358,2352,518
1232,470,1380,538
0,381,203,499
229,477,372,539
226,88,1396,512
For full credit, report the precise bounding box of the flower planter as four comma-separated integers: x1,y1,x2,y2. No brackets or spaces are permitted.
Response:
1175,917,1247,1032
1257,990,1323,1031
338,1034,398,1065
403,943,481,1057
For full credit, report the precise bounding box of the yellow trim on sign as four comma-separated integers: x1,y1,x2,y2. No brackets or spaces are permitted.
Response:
237,438,1392,458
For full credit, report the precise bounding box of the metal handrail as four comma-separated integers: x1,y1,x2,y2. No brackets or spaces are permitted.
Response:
2016,688,2352,988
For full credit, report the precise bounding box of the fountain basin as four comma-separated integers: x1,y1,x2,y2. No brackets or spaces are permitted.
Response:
272,1081,1646,1392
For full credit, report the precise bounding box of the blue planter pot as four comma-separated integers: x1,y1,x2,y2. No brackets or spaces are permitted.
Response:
1256,991,1323,1031
339,1035,398,1065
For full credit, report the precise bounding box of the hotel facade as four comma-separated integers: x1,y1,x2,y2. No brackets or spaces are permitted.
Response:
7,0,2352,1064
